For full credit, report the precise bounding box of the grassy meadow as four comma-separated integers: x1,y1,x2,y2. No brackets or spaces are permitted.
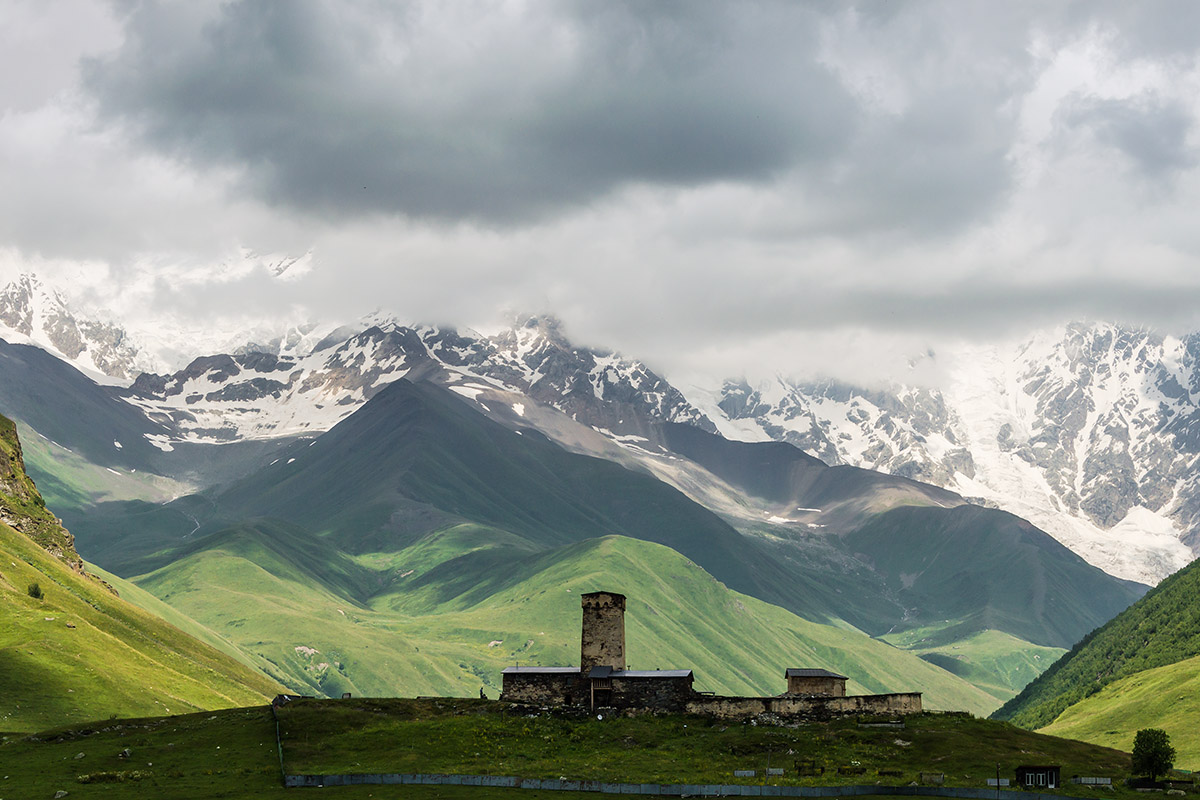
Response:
123,531,999,713
1040,653,1200,769
882,627,1067,702
0,699,1146,799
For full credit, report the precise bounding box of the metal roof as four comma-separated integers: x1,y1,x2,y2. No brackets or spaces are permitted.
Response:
588,666,613,679
611,670,693,678
501,666,580,674
785,668,848,680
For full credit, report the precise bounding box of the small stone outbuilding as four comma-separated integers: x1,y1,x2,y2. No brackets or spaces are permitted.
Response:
785,668,848,697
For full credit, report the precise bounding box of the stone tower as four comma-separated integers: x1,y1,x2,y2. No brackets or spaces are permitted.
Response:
580,591,626,673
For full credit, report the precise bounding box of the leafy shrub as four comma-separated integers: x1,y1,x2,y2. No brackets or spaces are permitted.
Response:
27,582,43,599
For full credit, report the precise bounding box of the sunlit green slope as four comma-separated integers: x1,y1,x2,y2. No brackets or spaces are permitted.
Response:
130,523,997,714
994,555,1200,729
0,412,283,733
1040,654,1200,769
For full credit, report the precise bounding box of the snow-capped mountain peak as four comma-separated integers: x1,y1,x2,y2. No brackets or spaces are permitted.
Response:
0,273,161,383
691,323,1200,584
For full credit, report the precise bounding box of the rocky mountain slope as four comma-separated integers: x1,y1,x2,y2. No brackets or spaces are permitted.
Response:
73,378,1141,694
696,324,1200,585
0,274,1156,708
3,270,1192,586
115,314,713,446
0,414,86,574
67,378,1143,710
0,273,157,381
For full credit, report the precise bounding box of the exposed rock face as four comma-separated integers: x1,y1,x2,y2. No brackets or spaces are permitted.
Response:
707,323,1200,584
717,378,974,487
0,274,153,380
121,314,716,442
0,415,86,575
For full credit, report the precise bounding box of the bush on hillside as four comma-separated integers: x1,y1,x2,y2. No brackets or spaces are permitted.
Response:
27,581,43,599
1132,728,1175,783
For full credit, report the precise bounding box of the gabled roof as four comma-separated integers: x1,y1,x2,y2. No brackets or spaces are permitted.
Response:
785,668,848,680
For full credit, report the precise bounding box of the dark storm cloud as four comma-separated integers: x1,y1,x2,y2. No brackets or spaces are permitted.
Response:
82,1,862,224
795,85,1016,236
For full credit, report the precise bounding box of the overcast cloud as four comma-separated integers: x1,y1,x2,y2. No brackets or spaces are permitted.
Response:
4,0,1200,383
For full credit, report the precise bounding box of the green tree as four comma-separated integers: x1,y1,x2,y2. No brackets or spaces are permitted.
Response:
27,581,42,599
1132,728,1175,783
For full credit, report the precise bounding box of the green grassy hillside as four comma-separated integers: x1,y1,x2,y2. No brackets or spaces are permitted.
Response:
129,526,998,714
0,411,284,732
16,419,188,512
1040,653,1200,769
0,520,283,732
78,380,1142,655
882,628,1066,702
53,378,1141,710
993,555,1200,730
843,505,1144,649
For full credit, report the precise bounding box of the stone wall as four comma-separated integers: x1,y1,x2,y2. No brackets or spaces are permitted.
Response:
609,676,695,710
500,672,582,706
502,671,921,720
787,676,847,697
686,693,922,721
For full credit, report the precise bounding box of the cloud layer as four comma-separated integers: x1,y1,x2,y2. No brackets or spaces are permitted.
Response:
4,1,1200,380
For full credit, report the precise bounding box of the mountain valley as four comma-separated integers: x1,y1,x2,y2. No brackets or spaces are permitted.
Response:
0,272,1182,724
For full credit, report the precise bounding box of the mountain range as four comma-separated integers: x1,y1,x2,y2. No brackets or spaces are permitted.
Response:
0,271,1172,718
7,273,1193,586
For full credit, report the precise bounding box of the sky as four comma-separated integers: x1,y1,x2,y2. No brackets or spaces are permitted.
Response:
5,0,1200,384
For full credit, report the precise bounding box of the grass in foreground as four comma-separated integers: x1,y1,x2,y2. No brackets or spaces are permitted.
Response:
0,699,1152,800
280,698,1136,795
0,705,595,800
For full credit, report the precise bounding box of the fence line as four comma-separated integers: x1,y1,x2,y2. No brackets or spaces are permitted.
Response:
283,772,1074,799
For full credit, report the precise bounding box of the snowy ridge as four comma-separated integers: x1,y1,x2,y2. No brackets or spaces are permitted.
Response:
698,323,1200,584
5,268,1194,584
0,274,161,383
122,314,716,444
713,376,975,487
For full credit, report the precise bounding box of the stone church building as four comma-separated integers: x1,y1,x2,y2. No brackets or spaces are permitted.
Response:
500,590,922,719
